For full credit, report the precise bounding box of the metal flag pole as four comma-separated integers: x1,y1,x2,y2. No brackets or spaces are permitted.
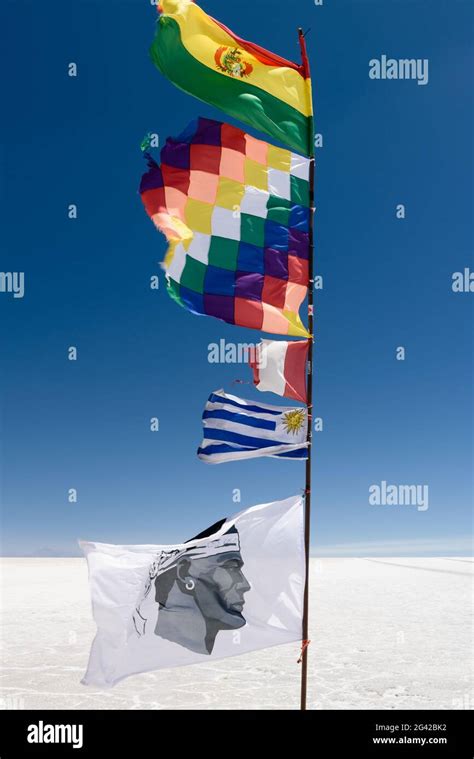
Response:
297,26,314,712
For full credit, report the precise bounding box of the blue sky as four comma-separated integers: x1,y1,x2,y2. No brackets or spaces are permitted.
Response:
0,0,472,556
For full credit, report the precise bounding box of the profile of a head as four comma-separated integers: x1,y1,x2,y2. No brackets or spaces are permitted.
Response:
136,524,250,655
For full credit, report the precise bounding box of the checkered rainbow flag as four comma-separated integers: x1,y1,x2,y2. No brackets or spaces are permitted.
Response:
140,117,311,337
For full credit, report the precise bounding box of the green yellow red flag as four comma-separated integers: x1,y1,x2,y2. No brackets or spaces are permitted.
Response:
151,0,313,156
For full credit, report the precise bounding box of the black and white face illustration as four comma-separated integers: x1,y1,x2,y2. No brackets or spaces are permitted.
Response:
134,525,251,656
154,548,250,654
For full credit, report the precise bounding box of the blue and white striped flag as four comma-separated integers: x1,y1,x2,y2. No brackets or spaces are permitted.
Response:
198,389,309,464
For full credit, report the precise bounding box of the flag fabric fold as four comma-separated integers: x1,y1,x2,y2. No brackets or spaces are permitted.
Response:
80,495,304,687
198,389,308,463
140,117,311,337
249,339,309,403
151,0,313,156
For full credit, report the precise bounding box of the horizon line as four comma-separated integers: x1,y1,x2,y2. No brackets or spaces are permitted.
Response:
1,536,472,560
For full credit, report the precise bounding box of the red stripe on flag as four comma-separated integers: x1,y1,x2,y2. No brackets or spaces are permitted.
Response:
283,340,309,403
248,345,260,387
211,16,306,76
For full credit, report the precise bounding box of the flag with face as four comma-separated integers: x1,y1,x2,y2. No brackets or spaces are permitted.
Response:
80,495,304,687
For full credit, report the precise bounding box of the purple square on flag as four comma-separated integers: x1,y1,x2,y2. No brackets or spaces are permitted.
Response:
235,271,264,302
139,165,164,193
193,118,222,147
204,293,235,323
264,248,289,280
161,140,190,170
289,228,309,259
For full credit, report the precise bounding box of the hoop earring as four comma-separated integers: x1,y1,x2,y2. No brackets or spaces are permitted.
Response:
185,579,195,591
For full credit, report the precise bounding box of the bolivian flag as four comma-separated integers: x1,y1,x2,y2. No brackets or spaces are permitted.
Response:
151,0,313,157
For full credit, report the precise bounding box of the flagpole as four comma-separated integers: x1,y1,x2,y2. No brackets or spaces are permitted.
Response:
298,27,314,712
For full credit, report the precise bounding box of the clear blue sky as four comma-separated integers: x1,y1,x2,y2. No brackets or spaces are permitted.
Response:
0,0,472,556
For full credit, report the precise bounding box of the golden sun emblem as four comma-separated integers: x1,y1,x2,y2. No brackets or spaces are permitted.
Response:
282,409,306,435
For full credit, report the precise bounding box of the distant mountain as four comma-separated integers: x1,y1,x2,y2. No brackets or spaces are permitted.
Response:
32,547,81,558
1,547,82,558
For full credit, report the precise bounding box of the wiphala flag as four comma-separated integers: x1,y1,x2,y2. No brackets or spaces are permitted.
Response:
140,117,311,337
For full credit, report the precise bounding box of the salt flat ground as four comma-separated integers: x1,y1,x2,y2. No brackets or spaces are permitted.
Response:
0,557,472,710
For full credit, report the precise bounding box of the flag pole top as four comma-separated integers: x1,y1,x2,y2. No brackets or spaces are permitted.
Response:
297,27,311,82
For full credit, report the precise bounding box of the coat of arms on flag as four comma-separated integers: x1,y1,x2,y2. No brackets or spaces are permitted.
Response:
214,46,253,78
80,496,304,687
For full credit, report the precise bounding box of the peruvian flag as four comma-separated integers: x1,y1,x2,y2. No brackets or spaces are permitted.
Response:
249,340,309,404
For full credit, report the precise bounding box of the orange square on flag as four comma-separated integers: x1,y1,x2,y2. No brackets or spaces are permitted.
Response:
219,148,245,183
234,298,264,330
188,170,219,204
284,282,307,311
262,306,291,334
164,187,187,218
245,135,268,165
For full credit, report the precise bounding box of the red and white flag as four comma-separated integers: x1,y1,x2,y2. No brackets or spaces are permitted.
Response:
249,340,309,404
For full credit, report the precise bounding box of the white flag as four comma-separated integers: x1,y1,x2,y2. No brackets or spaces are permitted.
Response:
80,495,304,687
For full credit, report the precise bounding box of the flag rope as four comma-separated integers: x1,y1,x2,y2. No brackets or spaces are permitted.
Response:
297,639,312,664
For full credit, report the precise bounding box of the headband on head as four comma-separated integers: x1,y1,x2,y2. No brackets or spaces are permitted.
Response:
149,532,241,580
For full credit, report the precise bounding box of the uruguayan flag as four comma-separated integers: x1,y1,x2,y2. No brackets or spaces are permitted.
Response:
198,389,308,463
